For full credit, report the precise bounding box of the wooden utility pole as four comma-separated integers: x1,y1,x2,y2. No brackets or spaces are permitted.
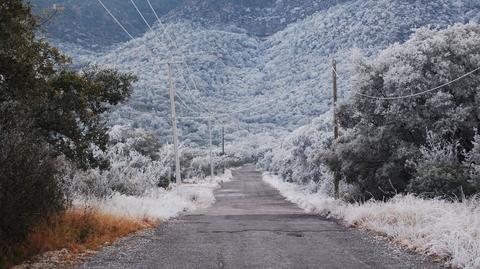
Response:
332,59,340,199
166,142,172,183
221,126,225,156
208,115,214,178
162,57,209,183
222,126,226,173
167,63,182,184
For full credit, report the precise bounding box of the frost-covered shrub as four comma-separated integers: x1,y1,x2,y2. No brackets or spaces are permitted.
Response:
65,125,243,200
64,127,173,200
190,153,244,178
409,132,472,198
257,115,359,199
465,132,480,191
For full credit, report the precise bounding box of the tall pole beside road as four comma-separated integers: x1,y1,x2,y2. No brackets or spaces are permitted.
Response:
168,63,182,184
332,59,340,199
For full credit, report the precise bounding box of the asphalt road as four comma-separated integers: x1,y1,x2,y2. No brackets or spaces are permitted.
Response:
79,164,439,269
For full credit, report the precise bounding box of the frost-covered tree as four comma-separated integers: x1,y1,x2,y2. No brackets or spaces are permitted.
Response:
335,23,480,199
257,115,338,193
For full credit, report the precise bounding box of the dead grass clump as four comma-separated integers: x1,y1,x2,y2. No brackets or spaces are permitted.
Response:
1,208,156,268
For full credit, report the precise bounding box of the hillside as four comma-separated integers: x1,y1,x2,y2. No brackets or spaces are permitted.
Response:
32,0,351,48
30,0,181,48
164,0,349,37
57,0,480,149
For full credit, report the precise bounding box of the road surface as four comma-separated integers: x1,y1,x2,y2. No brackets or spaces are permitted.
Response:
79,164,438,269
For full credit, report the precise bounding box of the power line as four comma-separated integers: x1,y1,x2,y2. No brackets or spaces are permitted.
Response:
130,0,208,113
129,0,150,30
38,9,58,27
178,82,319,124
98,0,207,116
179,97,275,119
146,0,171,45
132,0,210,114
213,62,480,124
136,0,287,118
177,115,210,120
215,85,312,117
98,0,197,182
332,65,480,100
96,0,134,40
101,0,480,138
173,73,210,113
130,1,220,179
145,0,211,113
220,98,275,116
175,91,207,115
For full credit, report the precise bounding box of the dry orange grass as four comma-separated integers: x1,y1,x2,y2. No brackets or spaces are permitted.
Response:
1,208,157,268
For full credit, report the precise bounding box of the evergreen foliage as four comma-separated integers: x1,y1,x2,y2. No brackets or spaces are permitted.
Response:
0,0,135,251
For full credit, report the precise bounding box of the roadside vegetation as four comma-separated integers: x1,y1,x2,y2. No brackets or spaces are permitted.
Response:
0,1,137,267
259,23,480,201
258,23,480,268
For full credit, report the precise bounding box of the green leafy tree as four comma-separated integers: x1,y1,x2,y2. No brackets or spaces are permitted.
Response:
0,0,136,256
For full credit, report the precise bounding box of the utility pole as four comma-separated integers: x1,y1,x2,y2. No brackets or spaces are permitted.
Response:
221,126,225,156
208,115,214,178
221,126,225,173
166,142,172,183
332,59,340,199
161,57,208,184
167,63,182,184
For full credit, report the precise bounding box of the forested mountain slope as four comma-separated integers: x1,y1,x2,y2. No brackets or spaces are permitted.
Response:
56,0,480,148
164,0,349,37
30,0,181,48
30,0,347,48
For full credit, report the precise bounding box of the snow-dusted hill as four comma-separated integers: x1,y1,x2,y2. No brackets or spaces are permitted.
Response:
164,0,349,37
59,0,480,149
31,0,181,48
32,0,348,48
